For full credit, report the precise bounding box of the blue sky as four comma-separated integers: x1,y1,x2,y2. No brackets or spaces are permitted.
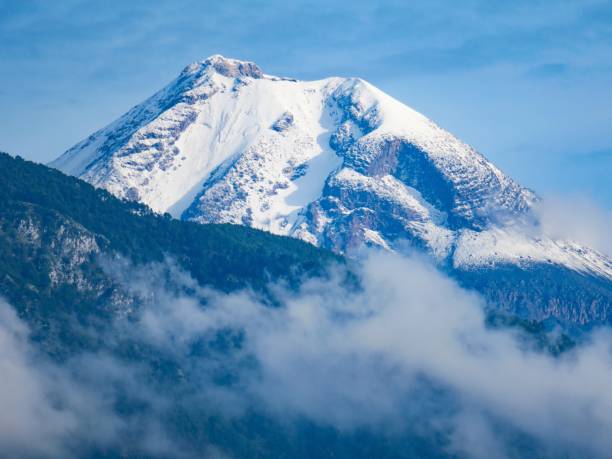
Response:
1,0,611,206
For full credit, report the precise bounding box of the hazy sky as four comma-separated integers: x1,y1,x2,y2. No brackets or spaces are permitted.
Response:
1,0,611,206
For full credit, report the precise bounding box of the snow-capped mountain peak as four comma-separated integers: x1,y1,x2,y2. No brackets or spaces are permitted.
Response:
50,56,611,282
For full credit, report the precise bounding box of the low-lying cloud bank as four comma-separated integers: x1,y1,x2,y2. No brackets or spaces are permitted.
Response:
2,251,612,458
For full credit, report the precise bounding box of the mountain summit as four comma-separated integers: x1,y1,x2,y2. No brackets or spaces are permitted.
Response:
51,56,612,322
52,55,535,251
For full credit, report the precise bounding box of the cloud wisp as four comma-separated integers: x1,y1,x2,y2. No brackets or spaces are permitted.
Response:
533,194,612,257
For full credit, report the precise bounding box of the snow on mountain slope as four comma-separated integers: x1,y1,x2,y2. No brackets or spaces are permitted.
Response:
51,55,612,282
454,227,612,279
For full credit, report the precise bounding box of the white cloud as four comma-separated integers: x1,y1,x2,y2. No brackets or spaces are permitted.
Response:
534,194,612,257
120,251,612,458
0,301,122,458
3,249,612,458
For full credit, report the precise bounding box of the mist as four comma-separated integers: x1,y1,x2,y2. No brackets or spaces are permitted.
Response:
2,251,612,458
0,302,125,458
534,195,612,257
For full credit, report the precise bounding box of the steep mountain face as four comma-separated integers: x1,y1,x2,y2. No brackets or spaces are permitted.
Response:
51,55,612,324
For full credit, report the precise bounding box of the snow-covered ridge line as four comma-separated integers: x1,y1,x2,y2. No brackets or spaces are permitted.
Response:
454,227,612,280
51,55,611,283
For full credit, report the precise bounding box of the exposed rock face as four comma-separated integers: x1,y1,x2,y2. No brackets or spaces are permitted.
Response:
204,54,264,79
272,111,294,132
13,210,102,290
50,55,612,324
